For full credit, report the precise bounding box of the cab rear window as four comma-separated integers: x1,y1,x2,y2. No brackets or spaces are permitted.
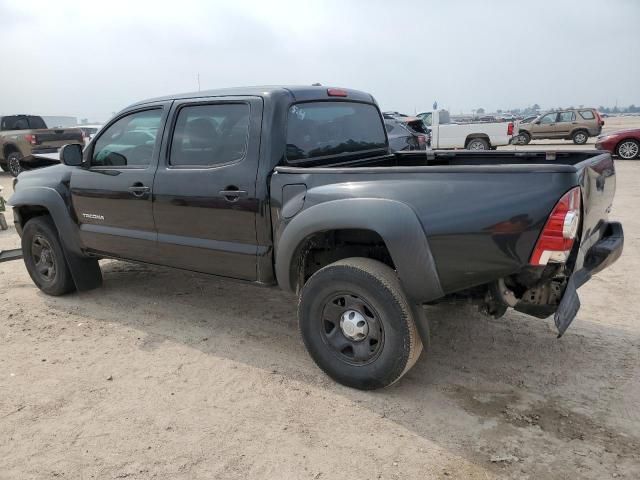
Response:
286,102,387,163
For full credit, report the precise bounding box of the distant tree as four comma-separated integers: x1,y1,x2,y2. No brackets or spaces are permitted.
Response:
476,107,485,114
532,103,541,111
497,109,503,114
612,106,620,113
629,104,638,113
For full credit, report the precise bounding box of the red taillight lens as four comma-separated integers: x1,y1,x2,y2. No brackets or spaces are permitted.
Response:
327,88,348,97
24,133,36,145
507,122,514,136
417,134,426,146
529,187,581,266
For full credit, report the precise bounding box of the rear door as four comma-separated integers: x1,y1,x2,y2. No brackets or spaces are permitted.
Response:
152,96,263,280
70,103,170,262
555,111,576,137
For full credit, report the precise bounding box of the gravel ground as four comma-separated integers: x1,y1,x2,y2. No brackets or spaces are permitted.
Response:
1,124,639,479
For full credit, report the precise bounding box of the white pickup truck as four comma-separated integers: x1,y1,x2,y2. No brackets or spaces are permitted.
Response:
417,110,516,150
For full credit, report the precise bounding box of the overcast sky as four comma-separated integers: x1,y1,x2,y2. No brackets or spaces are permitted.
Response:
1,0,638,122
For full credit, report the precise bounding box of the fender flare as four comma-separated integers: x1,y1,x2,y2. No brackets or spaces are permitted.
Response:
9,187,102,291
275,198,443,303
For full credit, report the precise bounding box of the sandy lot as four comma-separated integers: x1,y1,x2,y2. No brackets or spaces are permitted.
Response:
1,119,639,479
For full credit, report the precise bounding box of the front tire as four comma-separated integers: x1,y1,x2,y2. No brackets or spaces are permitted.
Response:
22,216,76,296
616,139,639,159
7,151,24,177
517,131,531,145
466,138,490,150
572,130,588,145
298,258,423,390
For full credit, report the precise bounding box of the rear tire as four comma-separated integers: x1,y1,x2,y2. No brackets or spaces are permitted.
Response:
572,130,588,145
466,138,490,150
7,151,23,177
298,257,423,390
21,216,76,296
616,139,639,160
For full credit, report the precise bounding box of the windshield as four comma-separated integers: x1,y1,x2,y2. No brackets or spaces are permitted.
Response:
286,101,387,163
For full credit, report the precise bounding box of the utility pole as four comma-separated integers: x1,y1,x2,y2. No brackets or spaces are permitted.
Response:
197,73,201,92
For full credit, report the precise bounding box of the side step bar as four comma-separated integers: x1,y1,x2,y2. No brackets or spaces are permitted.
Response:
0,249,22,263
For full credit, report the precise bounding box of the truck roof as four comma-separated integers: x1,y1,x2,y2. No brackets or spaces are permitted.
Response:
129,85,376,109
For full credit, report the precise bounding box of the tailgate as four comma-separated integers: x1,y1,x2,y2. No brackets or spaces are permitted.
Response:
576,152,616,255
33,128,83,148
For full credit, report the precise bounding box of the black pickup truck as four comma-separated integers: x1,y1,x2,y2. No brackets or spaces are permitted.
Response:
8,86,624,389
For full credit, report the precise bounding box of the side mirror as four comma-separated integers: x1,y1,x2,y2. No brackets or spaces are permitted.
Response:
60,143,83,166
534,120,540,125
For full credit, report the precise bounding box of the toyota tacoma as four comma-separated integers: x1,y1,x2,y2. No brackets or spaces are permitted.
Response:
8,86,624,389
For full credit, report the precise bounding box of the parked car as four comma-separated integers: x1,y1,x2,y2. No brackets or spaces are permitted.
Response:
9,85,623,390
385,117,429,151
417,110,515,150
516,108,604,145
595,129,640,160
0,115,84,176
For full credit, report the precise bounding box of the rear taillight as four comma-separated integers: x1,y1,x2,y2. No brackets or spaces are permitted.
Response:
23,133,36,145
417,134,426,146
529,187,581,266
327,88,348,97
507,122,514,136
595,110,604,126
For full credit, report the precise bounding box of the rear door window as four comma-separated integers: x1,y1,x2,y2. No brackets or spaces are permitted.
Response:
286,102,387,163
27,116,47,129
579,110,595,120
169,103,250,167
558,111,576,122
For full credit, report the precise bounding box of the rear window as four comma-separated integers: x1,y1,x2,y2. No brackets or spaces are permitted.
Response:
579,110,595,120
286,102,387,163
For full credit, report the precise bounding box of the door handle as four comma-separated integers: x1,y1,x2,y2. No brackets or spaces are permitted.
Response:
219,188,248,202
128,183,150,198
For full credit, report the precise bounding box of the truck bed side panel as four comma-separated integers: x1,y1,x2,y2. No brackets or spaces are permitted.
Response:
272,168,579,296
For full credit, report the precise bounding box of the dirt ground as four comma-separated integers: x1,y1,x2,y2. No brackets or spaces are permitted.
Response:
1,118,639,479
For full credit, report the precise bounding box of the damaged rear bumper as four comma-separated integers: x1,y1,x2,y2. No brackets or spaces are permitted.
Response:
554,221,624,336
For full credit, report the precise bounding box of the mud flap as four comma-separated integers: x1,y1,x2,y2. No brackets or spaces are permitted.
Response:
554,269,590,337
0,248,23,263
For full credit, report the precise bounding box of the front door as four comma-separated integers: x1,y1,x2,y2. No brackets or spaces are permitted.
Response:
152,97,263,280
534,112,559,138
70,104,169,262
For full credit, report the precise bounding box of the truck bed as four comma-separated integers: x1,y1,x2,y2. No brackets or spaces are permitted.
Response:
273,150,615,295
